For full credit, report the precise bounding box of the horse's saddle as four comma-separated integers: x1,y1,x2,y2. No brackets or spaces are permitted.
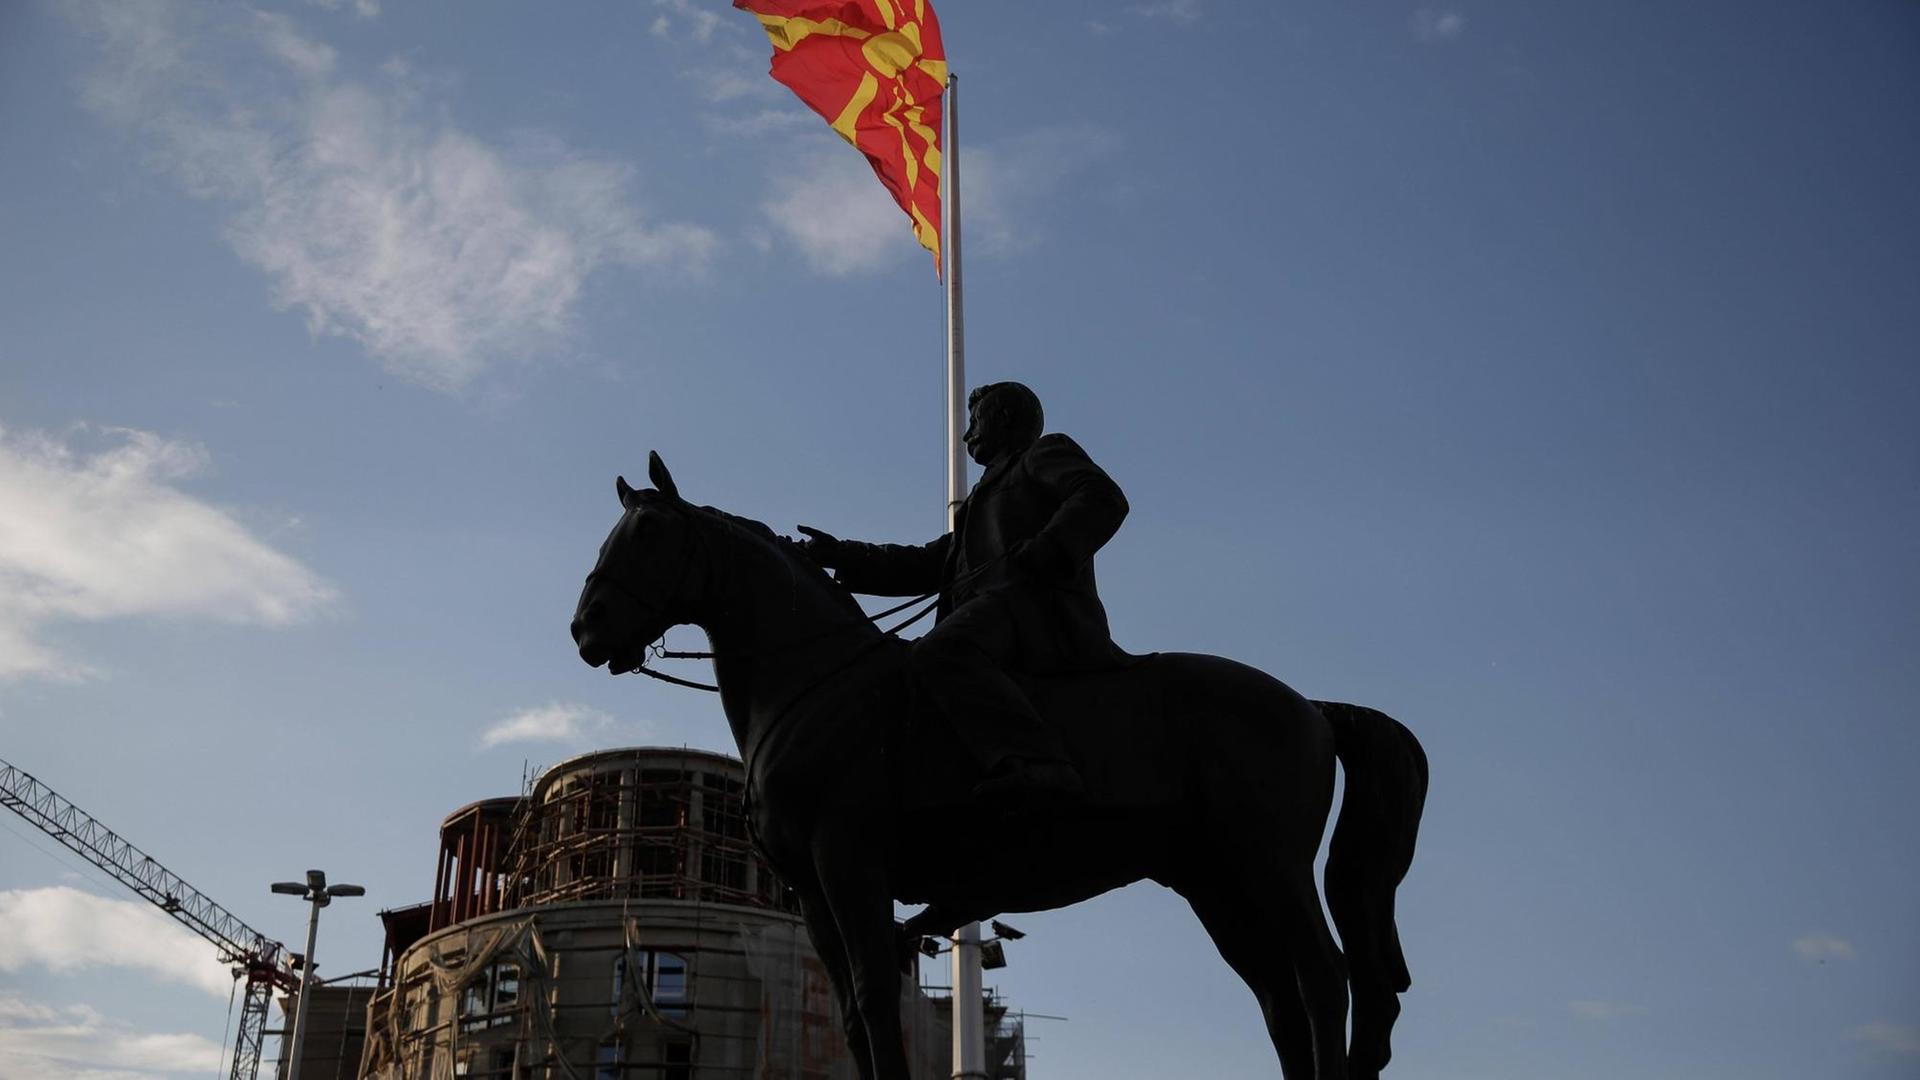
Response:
885,652,1189,815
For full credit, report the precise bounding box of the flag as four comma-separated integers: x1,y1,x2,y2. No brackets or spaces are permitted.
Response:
735,0,948,265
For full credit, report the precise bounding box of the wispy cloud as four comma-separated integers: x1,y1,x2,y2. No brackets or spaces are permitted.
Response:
691,63,786,105
303,0,382,19
480,702,624,749
1410,8,1467,42
761,139,919,276
0,888,233,998
1793,932,1856,963
1131,0,1204,25
678,6,1118,274
1848,1022,1920,1057
68,0,717,394
758,124,1121,275
965,126,1123,257
642,2,776,107
651,0,727,43
0,993,224,1080
0,424,335,681
705,108,816,138
1569,1000,1645,1022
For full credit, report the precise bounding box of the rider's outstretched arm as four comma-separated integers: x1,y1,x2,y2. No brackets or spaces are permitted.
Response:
796,524,947,596
834,534,949,597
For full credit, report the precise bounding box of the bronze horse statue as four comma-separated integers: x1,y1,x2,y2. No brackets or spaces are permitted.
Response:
571,455,1428,1080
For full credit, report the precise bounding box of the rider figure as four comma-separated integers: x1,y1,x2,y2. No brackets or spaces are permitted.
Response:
797,382,1129,806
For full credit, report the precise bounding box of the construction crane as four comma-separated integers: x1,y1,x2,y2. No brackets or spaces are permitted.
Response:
0,755,299,1080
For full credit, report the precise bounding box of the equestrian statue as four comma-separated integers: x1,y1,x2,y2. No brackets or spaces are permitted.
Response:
570,384,1428,1080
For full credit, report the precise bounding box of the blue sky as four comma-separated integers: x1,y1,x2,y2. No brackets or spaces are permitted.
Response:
2,1,1916,1077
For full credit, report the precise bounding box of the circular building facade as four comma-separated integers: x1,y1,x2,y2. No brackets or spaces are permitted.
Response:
356,748,1002,1080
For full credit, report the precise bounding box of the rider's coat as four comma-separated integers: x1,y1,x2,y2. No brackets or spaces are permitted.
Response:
829,433,1130,672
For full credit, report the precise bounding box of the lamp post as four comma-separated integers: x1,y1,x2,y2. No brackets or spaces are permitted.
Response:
271,869,364,1080
921,920,1026,1079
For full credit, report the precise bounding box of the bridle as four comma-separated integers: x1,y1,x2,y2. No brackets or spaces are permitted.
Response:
589,501,938,694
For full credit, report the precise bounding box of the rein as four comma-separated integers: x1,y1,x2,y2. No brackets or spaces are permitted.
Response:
606,506,1005,701
628,592,938,694
597,510,1013,861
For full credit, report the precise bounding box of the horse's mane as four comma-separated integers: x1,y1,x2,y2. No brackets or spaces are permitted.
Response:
689,502,875,625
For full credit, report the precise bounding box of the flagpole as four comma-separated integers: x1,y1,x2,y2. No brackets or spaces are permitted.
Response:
942,72,988,1080
943,72,967,527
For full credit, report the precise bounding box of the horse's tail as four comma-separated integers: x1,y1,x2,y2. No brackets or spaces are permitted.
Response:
1316,699,1427,1075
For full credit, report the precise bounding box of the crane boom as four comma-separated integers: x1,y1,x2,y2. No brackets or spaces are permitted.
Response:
0,755,294,1080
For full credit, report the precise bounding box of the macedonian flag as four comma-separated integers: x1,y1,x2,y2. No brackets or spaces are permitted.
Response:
734,0,948,265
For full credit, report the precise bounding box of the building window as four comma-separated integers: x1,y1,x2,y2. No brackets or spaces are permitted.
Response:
612,950,690,1019
663,1039,693,1080
594,1041,623,1080
633,840,683,898
700,836,749,899
459,962,520,1032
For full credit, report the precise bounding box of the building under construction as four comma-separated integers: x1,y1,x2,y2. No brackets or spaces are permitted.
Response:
288,747,1025,1080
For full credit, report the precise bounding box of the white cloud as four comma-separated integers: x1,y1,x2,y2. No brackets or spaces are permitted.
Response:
0,888,233,998
0,424,335,681
762,140,922,276
691,63,784,105
68,0,717,393
1793,932,1856,962
1411,8,1467,42
1569,1000,1644,1022
304,0,381,18
965,126,1123,257
648,0,1117,275
645,4,773,107
0,993,224,1080
480,702,621,749
1131,0,1203,25
256,11,336,77
706,109,816,138
1849,1022,1920,1056
651,0,727,43
760,125,1120,275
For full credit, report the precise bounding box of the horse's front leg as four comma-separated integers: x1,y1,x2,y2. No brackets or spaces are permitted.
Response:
813,821,912,1080
794,882,877,1080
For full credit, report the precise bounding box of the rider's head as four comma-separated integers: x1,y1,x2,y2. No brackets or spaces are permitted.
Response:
964,382,1044,466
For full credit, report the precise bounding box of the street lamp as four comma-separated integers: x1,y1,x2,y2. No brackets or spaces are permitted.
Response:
271,869,364,1080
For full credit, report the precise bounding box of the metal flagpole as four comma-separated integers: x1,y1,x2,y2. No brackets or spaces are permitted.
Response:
943,73,968,528
942,72,987,1080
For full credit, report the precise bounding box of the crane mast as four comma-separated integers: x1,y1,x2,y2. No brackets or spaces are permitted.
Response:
0,755,297,1080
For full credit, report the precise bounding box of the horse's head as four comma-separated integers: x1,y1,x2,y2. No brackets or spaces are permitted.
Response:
571,452,700,674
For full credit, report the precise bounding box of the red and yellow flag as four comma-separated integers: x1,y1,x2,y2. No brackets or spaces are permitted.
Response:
734,0,948,266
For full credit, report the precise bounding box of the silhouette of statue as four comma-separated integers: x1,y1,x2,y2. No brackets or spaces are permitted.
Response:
796,382,1128,806
572,453,1429,1080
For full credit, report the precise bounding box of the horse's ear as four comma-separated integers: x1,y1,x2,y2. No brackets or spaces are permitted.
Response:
615,475,637,507
648,451,681,502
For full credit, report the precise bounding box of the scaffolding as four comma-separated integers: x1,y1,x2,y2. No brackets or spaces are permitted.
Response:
504,749,798,915
357,748,1021,1080
362,749,858,1079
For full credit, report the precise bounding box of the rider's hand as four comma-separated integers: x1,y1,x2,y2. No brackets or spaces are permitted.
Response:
795,526,844,568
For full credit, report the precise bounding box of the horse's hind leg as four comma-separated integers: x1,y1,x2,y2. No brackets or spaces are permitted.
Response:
1324,872,1401,1080
1274,862,1350,1079
1181,882,1316,1078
